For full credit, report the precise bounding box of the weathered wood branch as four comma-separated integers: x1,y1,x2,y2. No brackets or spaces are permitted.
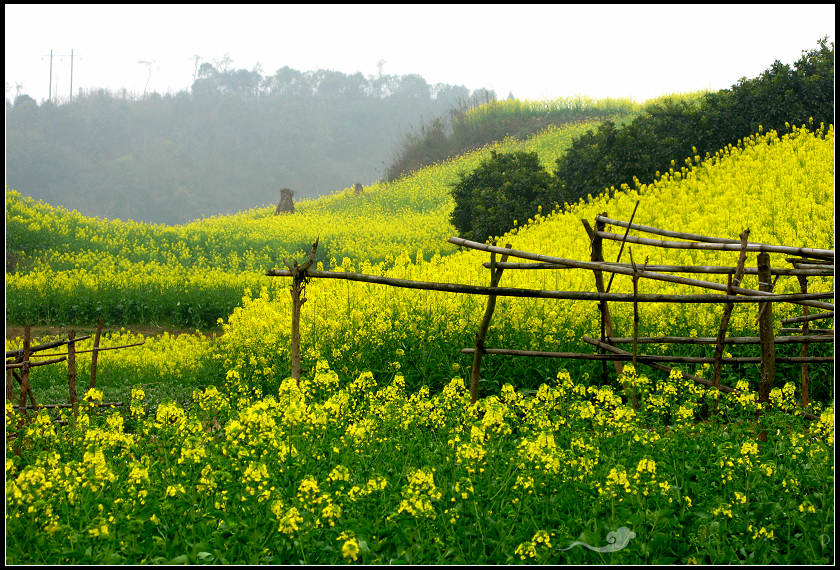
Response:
19,341,146,358
781,311,834,325
449,238,834,311
267,268,832,305
482,261,833,276
595,215,835,261
13,402,124,410
604,335,833,345
6,335,93,359
459,347,832,364
6,356,67,369
471,244,511,404
714,229,749,389
593,230,834,261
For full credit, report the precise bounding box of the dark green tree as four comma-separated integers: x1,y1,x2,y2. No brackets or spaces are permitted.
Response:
450,150,563,244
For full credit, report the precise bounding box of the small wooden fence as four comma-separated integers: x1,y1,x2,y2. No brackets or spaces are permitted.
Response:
5,319,144,427
267,209,833,423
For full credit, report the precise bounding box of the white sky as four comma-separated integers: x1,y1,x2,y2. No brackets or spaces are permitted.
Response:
4,4,836,105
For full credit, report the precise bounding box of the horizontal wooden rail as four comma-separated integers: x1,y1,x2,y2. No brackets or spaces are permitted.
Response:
595,215,835,261
12,401,124,410
449,238,834,311
459,347,832,364
6,356,67,369
482,261,833,276
21,341,146,358
594,231,834,261
603,335,833,345
780,328,833,334
580,336,820,421
6,335,92,359
782,311,834,325
266,268,832,305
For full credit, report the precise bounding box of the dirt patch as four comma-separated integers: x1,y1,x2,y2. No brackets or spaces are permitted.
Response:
5,324,223,343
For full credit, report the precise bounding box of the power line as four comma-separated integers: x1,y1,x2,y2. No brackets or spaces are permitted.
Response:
42,49,81,102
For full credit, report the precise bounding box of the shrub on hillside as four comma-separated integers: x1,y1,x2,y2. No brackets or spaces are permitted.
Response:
449,150,563,244
554,37,834,205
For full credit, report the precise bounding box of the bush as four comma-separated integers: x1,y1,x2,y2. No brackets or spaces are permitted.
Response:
553,37,834,205
449,150,563,244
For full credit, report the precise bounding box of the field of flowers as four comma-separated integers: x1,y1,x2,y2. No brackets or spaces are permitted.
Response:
5,108,834,562
5,112,635,330
6,364,834,564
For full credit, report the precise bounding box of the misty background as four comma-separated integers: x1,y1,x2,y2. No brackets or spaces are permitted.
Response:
5,59,497,225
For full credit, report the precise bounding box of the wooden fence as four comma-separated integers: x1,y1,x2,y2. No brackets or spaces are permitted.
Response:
5,319,144,428
267,207,833,425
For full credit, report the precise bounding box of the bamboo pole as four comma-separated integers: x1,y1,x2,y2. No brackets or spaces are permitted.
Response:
594,230,834,261
595,215,835,261
713,230,750,390
780,328,833,334
483,261,832,276
458,347,831,364
447,238,834,311
267,268,832,305
797,275,810,407
285,238,319,384
470,243,511,404
90,317,103,390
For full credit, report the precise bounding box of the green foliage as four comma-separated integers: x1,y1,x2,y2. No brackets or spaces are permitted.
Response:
449,150,562,244
386,93,642,182
553,37,834,205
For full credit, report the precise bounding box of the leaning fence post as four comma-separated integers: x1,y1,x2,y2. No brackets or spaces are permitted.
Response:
470,242,511,404
713,229,750,391
284,238,319,385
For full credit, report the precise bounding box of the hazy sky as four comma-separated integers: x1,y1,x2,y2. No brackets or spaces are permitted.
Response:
4,4,835,105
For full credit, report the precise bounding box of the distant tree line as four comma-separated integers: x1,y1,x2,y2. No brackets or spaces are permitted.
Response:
5,60,493,225
451,38,835,245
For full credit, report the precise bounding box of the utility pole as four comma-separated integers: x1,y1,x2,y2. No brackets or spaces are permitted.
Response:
43,49,80,102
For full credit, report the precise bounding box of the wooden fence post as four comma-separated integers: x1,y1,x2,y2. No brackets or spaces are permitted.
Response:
470,243,511,404
284,238,319,385
17,325,34,421
89,317,103,390
756,253,775,442
797,275,810,407
713,229,750,390
757,253,776,403
582,215,623,384
68,330,79,415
